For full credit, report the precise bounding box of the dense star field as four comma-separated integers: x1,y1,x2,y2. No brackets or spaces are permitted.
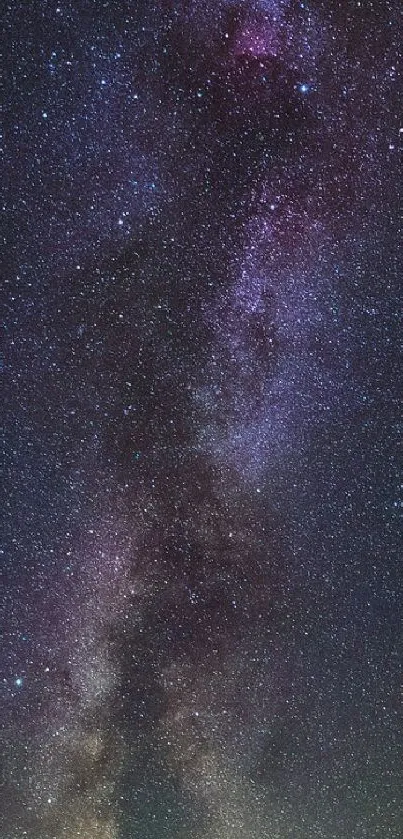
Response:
2,1,402,837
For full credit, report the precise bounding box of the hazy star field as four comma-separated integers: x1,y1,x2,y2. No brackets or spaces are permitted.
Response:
2,1,402,837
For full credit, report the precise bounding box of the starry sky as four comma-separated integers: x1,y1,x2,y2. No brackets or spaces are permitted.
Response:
2,1,402,837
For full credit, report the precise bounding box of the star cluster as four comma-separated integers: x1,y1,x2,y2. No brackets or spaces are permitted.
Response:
2,1,402,837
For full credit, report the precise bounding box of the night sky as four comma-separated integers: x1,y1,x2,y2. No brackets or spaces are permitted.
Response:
2,1,402,837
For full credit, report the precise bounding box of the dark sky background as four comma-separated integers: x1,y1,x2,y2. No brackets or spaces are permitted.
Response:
2,1,402,837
